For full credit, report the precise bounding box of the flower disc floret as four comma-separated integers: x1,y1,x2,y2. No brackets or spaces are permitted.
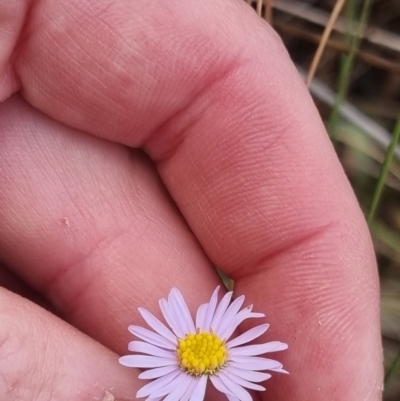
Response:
177,331,227,375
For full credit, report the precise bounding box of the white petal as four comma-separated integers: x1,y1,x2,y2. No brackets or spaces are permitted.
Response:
138,307,177,345
171,288,196,333
129,341,176,358
220,369,265,391
163,374,193,401
152,373,191,398
181,377,199,401
214,295,245,338
195,303,208,331
224,366,271,382
145,397,163,401
189,374,208,401
209,375,235,397
202,286,220,331
136,369,181,398
229,356,283,371
119,355,177,368
159,298,184,338
229,341,288,356
210,291,233,331
217,372,252,401
226,324,269,348
220,308,264,341
139,365,179,380
128,326,176,350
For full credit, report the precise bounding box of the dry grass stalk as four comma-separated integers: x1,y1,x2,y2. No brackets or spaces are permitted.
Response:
306,0,346,87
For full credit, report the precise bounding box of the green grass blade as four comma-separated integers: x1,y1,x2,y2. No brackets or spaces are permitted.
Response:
328,0,374,137
367,112,400,224
385,348,400,386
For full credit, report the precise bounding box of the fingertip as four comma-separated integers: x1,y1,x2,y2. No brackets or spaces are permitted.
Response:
0,287,139,401
0,1,26,101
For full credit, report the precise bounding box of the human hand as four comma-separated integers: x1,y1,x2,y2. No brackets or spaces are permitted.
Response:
0,0,382,400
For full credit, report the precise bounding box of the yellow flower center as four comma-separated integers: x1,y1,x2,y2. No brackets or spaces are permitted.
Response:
177,331,228,376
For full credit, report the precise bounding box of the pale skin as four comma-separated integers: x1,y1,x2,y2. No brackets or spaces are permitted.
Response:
0,0,382,400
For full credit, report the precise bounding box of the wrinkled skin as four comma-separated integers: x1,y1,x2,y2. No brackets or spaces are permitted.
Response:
0,0,382,400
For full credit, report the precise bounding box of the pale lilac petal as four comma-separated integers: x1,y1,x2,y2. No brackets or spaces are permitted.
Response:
119,355,177,368
129,341,176,358
202,286,220,331
229,341,288,356
269,367,289,374
219,307,265,340
210,291,233,331
129,326,176,350
209,375,235,397
138,307,177,345
122,287,288,401
139,365,179,380
189,374,208,401
271,342,288,352
171,288,196,333
159,298,184,338
136,370,181,398
152,373,192,398
195,303,208,331
217,372,252,401
224,366,271,382
229,356,283,371
168,292,188,337
180,377,199,401
220,369,265,391
217,305,252,340
214,295,245,338
164,373,193,401
226,324,269,348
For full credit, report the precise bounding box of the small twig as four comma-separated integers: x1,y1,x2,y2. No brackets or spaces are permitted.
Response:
275,22,400,76
256,0,262,17
274,0,400,53
264,0,273,23
306,0,346,87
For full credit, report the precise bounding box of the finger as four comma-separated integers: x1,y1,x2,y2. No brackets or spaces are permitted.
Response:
0,95,220,355
4,1,382,400
0,287,139,401
0,1,24,101
0,264,54,312
4,0,261,144
0,264,31,295
0,97,236,401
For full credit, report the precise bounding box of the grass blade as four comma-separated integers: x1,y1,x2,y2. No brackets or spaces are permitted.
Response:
367,112,400,224
385,348,400,386
328,0,374,137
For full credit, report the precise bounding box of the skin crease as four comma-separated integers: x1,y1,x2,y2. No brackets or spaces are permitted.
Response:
0,0,382,400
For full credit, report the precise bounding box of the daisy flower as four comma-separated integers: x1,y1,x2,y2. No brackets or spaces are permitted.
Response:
119,286,288,401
